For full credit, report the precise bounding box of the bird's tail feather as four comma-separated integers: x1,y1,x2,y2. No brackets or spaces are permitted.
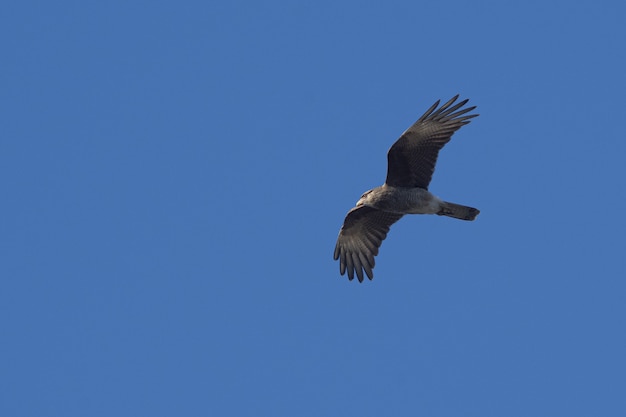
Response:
438,202,480,221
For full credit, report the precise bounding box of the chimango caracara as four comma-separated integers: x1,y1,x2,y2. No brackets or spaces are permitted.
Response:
334,95,480,282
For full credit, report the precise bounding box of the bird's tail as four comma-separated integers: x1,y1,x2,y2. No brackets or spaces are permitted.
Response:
438,201,480,221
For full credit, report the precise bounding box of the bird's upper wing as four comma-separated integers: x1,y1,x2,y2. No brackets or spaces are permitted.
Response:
385,95,478,189
333,206,403,282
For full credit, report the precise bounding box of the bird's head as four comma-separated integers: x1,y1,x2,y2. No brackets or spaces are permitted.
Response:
356,189,375,207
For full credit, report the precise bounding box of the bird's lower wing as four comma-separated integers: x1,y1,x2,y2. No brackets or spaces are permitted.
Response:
334,206,403,282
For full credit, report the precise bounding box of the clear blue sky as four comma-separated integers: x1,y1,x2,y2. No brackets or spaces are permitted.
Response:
2,1,625,416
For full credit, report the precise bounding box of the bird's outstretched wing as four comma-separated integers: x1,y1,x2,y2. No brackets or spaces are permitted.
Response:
385,95,478,189
334,206,403,282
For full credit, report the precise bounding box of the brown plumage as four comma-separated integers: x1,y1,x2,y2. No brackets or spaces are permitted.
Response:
334,95,480,282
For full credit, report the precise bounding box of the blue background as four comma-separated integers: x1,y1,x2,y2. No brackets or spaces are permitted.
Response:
2,1,625,416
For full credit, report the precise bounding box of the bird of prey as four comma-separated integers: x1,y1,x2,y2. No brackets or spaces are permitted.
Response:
333,95,480,282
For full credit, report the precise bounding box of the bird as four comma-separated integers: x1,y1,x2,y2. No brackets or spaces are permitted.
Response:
333,95,480,282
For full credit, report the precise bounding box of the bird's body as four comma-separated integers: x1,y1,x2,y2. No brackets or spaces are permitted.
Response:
357,185,442,215
334,95,480,282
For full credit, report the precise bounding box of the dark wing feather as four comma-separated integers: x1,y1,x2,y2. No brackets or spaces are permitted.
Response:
333,206,403,282
385,95,478,189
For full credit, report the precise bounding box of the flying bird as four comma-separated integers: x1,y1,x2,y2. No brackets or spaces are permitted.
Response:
333,95,480,282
